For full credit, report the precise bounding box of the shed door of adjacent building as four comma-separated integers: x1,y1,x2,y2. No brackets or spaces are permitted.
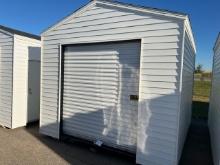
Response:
27,60,40,122
61,41,141,153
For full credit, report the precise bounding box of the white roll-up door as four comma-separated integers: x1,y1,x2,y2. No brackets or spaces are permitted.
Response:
62,41,141,153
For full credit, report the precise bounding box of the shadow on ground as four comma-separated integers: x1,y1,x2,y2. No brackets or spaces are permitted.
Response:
29,101,213,165
192,101,209,119
25,124,134,165
25,100,214,165
179,101,213,165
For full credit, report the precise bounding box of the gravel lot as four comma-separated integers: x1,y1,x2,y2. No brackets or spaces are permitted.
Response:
0,124,133,165
0,119,213,165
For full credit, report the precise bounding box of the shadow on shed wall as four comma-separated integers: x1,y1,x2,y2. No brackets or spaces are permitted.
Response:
25,92,185,165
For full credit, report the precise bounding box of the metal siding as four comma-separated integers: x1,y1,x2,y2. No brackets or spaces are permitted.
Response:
209,36,220,165
177,30,195,161
12,35,41,128
0,31,13,128
41,3,186,165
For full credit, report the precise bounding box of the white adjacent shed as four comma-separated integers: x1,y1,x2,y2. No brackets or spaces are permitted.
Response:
0,25,41,129
209,33,220,165
40,0,196,165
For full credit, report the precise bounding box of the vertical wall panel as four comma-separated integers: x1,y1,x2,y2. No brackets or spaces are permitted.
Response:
177,30,195,161
209,35,220,165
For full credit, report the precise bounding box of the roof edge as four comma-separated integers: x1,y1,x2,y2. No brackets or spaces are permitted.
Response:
184,17,196,53
96,0,187,18
0,25,40,40
0,28,14,37
42,0,188,35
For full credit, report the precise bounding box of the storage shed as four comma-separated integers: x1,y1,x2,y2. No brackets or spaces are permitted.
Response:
0,25,41,129
209,33,220,165
40,0,196,164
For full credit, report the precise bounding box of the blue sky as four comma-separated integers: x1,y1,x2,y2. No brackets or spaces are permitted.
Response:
0,0,219,70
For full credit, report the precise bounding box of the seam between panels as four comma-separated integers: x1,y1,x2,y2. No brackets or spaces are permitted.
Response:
136,38,143,163
11,35,15,129
58,44,62,139
39,37,44,130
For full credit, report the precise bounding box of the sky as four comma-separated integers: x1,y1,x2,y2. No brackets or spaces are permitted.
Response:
0,0,219,70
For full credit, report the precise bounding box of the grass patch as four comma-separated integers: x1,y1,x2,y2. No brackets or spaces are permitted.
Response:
192,80,211,119
193,80,211,102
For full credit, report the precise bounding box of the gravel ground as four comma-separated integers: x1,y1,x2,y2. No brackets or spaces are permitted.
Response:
0,124,134,165
0,119,213,165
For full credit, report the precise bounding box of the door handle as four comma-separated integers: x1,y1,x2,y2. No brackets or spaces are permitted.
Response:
29,88,32,94
130,95,139,101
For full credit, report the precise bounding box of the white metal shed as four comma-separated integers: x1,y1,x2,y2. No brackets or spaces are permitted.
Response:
0,25,41,129
209,33,220,165
40,0,196,164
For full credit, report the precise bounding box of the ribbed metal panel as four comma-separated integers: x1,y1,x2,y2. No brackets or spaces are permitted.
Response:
0,31,13,128
62,41,140,153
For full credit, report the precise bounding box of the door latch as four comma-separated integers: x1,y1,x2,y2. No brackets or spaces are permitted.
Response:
28,88,32,95
130,95,139,101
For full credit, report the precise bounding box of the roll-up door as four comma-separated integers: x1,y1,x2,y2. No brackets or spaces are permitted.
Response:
62,41,141,153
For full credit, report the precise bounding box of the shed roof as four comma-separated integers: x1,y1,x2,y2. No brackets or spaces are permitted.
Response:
0,25,40,40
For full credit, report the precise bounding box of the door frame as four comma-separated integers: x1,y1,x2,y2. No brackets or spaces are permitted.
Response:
58,39,142,140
